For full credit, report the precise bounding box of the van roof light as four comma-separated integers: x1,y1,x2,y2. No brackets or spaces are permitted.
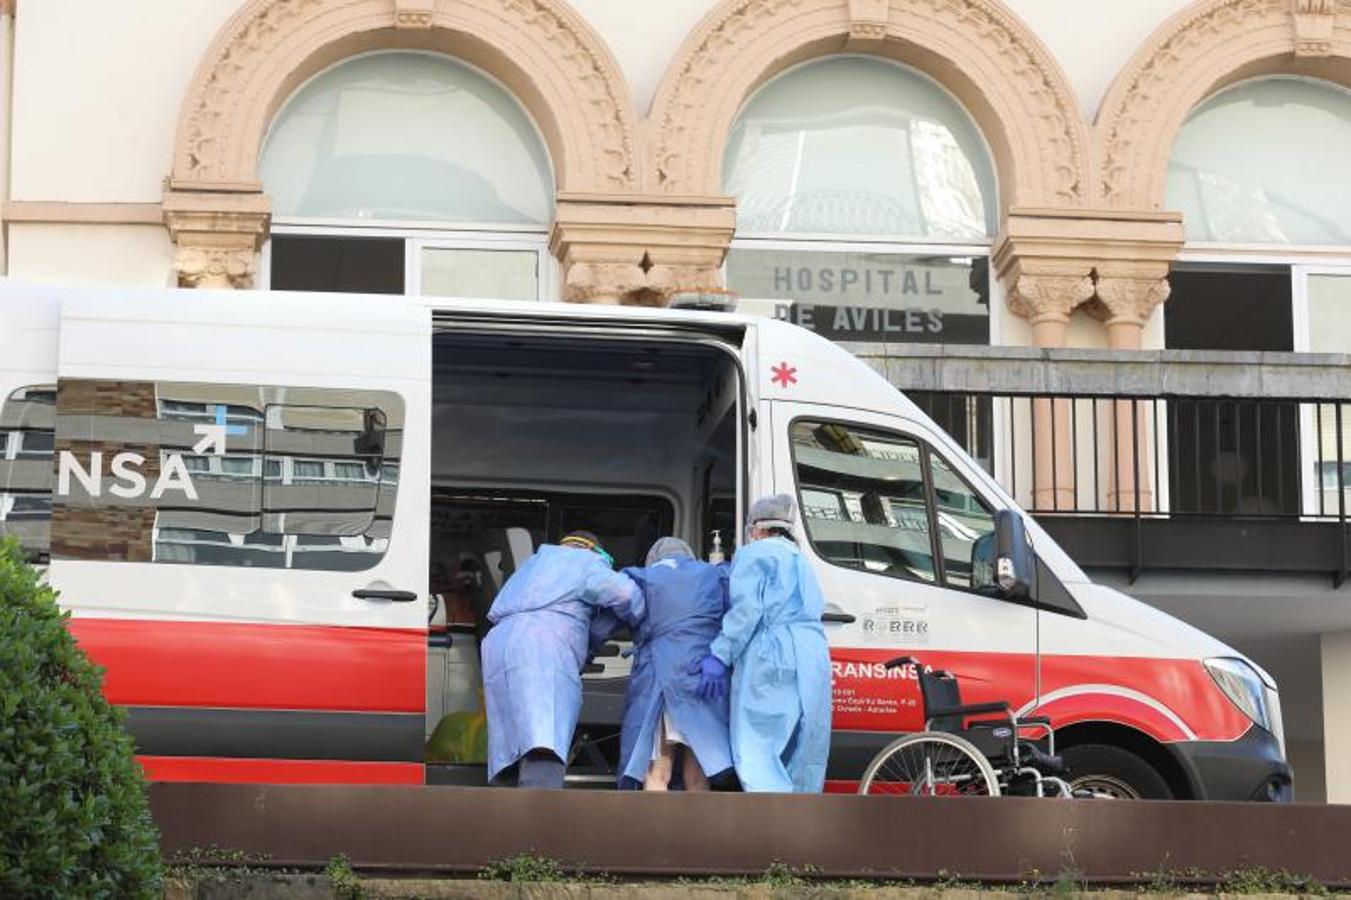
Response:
669,290,738,313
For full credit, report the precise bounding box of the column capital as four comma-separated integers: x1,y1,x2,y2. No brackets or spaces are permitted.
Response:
1089,263,1172,328
995,207,1183,329
162,188,270,289
1005,266,1095,325
550,193,735,305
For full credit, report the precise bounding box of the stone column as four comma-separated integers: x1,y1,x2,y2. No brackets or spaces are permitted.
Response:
1322,630,1351,803
995,209,1183,515
162,188,271,289
1006,267,1095,512
551,193,736,306
1090,264,1171,512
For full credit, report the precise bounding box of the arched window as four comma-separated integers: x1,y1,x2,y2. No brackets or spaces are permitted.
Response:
259,51,555,299
1169,77,1351,246
1168,78,1351,246
724,56,996,241
722,56,997,349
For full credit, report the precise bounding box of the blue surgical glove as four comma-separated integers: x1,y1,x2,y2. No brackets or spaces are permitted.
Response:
687,653,728,702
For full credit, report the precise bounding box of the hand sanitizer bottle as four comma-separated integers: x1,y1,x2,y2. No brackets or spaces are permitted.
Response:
708,530,725,564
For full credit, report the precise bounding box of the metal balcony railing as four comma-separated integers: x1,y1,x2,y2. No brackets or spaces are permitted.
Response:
845,343,1351,582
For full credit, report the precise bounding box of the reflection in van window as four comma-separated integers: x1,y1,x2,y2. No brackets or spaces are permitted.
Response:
0,384,56,561
928,452,994,588
790,421,936,583
49,379,402,571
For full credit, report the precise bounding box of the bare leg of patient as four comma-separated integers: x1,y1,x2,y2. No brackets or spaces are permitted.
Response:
681,746,710,792
644,741,675,791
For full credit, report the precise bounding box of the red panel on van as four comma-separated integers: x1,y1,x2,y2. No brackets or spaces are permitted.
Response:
138,756,423,785
70,618,425,712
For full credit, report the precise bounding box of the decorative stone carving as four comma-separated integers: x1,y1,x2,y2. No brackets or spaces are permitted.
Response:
1294,0,1337,55
162,189,270,290
564,262,651,304
173,247,259,290
1006,272,1096,326
552,194,736,305
1090,266,1172,328
1092,0,1351,208
394,0,434,29
171,0,638,193
647,0,1087,207
848,0,891,42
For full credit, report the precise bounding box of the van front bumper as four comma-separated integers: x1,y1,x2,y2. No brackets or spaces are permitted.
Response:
1172,726,1293,802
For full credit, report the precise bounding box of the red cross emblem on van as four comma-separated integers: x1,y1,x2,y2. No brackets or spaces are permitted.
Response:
770,362,798,388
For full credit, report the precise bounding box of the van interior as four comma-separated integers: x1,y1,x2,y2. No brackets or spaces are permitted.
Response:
422,328,742,783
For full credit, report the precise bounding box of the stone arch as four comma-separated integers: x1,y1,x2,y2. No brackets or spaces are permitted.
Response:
1095,0,1351,210
645,0,1090,212
169,0,639,196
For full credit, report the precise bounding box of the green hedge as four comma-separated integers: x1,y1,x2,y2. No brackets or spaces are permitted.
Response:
0,537,162,899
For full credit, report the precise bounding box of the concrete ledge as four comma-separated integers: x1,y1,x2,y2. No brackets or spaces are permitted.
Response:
162,877,1330,899
838,343,1351,399
150,784,1351,886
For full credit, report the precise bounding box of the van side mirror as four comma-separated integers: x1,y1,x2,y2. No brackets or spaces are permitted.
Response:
971,509,1034,602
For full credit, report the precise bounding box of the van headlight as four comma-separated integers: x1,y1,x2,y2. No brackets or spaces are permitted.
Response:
1205,657,1272,733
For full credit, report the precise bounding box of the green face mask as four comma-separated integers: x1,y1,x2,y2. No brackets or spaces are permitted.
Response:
593,546,615,568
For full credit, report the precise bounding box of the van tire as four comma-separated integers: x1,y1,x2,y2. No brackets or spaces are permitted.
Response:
1061,744,1172,799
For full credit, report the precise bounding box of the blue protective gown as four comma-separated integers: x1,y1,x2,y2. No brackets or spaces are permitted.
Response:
617,558,733,785
710,536,832,793
482,544,643,782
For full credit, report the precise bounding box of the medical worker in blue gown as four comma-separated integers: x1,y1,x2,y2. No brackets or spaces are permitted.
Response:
691,495,833,793
616,537,733,791
482,531,643,789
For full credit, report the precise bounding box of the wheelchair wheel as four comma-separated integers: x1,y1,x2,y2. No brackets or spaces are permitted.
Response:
858,732,1001,797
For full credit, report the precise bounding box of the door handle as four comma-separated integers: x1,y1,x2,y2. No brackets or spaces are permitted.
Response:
353,588,419,603
821,612,856,624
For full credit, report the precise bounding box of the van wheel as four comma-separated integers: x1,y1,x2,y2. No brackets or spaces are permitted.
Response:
1061,744,1171,799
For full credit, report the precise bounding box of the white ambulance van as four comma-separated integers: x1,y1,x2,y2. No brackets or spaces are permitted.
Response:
0,281,1290,800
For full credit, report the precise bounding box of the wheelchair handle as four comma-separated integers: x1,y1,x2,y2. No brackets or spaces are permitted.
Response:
883,655,918,670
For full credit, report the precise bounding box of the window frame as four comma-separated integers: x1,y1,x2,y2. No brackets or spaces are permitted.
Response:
1174,251,1351,517
261,221,558,301
786,414,1000,597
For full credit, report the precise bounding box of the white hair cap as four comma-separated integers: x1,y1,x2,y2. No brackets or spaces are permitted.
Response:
646,536,695,566
748,493,796,534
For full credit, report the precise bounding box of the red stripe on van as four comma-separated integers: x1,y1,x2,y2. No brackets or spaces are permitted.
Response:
69,618,425,713
829,648,1250,743
138,756,424,785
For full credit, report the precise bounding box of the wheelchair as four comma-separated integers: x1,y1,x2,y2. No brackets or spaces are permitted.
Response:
858,656,1074,798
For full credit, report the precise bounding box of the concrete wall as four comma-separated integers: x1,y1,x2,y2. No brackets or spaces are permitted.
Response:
1288,739,1327,804
1323,631,1351,803
9,0,239,204
5,0,1195,205
7,224,173,286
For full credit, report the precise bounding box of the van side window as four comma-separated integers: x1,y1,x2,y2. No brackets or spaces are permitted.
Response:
790,421,937,583
50,379,401,571
928,451,996,589
0,384,56,561
791,419,999,592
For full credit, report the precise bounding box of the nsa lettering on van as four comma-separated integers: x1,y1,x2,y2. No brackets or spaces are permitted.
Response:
56,419,226,501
